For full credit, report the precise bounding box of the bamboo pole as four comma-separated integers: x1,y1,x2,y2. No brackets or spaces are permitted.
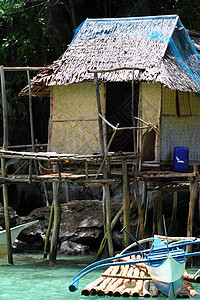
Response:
134,166,145,239
94,73,113,257
81,266,115,296
143,280,151,297
43,203,54,258
0,66,13,264
169,191,178,235
187,164,199,255
96,206,123,260
112,264,131,297
184,270,200,283
157,190,163,235
122,157,130,247
49,180,61,261
96,265,119,296
153,196,157,235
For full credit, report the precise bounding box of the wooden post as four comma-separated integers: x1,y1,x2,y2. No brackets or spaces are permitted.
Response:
122,158,130,247
134,166,145,239
187,164,199,254
44,203,54,258
169,191,178,235
94,73,113,256
49,180,61,261
157,190,163,235
0,66,13,264
153,197,158,235
131,69,136,152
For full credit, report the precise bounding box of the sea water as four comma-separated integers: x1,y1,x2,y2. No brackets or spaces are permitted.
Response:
0,254,200,300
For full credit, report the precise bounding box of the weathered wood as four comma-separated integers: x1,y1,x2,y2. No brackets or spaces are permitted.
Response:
122,157,130,247
96,206,123,260
143,280,151,297
96,265,119,296
0,65,13,265
94,72,113,257
102,274,151,280
81,266,114,296
153,195,158,235
169,191,178,235
3,66,50,71
105,183,114,257
157,190,163,235
134,166,145,239
95,123,119,180
29,159,33,183
184,270,200,283
89,67,145,73
49,181,61,261
187,164,199,254
44,203,54,258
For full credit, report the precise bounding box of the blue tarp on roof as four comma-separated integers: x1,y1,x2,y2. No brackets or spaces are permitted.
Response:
71,15,200,89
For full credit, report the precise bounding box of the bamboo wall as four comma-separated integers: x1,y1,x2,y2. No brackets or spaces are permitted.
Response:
140,83,200,164
49,82,105,154
161,89,200,163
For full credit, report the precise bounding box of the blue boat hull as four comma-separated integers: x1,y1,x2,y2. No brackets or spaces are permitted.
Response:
153,275,184,298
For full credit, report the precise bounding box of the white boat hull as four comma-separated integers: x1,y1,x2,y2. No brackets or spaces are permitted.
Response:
0,220,39,257
146,254,186,298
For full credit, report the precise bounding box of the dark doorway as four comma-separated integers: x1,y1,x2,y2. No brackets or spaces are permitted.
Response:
106,82,139,152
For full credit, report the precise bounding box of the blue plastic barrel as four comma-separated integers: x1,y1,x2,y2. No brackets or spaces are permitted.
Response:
173,147,189,172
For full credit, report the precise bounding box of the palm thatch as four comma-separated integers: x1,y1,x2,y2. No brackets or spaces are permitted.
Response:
20,15,200,96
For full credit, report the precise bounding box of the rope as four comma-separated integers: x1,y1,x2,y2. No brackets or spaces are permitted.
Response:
38,160,53,172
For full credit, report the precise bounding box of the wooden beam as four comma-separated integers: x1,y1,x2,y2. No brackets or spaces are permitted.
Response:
3,66,50,71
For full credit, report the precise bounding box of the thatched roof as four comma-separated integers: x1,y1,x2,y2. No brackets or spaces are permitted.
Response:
20,15,200,96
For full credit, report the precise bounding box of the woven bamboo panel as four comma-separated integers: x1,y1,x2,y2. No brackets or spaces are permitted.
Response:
50,120,100,154
162,87,176,115
161,116,200,162
50,82,105,154
178,91,190,116
141,82,161,126
190,92,200,115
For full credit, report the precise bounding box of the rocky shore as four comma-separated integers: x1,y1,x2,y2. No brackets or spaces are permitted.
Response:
0,201,123,256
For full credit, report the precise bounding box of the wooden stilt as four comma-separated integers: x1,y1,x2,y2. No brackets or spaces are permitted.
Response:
134,166,145,239
104,183,114,257
169,191,178,235
187,164,199,255
94,73,113,257
157,190,163,235
49,181,61,261
122,158,130,247
153,197,158,235
44,203,54,258
0,66,13,264
96,206,124,260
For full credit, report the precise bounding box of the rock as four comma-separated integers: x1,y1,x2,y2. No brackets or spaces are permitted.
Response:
12,200,122,254
58,241,89,255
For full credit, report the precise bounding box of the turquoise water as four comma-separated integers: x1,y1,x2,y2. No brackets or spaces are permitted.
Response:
0,254,200,300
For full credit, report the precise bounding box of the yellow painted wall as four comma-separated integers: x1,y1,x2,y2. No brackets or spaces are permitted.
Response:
50,82,105,154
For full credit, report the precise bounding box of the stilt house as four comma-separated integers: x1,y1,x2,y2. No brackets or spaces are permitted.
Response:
21,15,200,168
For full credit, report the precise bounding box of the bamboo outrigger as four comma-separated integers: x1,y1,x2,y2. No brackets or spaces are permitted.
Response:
69,236,200,298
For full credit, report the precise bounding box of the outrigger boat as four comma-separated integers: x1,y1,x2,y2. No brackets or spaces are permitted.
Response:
0,220,39,257
69,230,200,298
